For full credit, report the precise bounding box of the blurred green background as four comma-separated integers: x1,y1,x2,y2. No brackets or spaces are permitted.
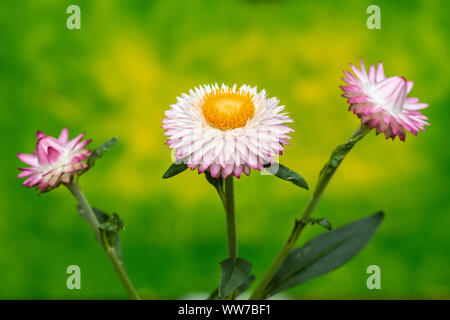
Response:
1,0,449,299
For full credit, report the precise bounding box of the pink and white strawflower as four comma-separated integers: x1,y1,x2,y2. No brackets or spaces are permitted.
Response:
17,128,92,192
341,59,429,141
162,84,294,179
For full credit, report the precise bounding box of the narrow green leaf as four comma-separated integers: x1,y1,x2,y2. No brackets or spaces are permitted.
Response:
319,125,371,180
307,217,332,230
265,211,384,298
77,206,125,259
77,137,119,177
87,137,119,168
204,171,225,205
204,170,223,189
162,161,188,179
219,258,252,298
264,163,309,190
236,274,256,297
208,274,254,300
76,205,109,224
91,207,110,224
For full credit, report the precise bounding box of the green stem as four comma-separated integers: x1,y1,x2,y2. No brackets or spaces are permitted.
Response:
224,176,238,259
104,240,140,300
66,180,140,300
223,175,238,300
249,124,371,300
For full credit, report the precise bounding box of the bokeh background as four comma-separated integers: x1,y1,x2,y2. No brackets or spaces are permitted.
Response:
1,0,448,299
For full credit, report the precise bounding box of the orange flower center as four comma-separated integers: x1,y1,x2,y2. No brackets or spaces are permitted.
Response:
202,89,255,130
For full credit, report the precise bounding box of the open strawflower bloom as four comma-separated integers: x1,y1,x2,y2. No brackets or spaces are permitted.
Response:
162,83,308,300
162,84,295,179
341,59,429,141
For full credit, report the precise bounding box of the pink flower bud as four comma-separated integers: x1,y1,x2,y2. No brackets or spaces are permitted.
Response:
341,59,429,141
17,128,92,192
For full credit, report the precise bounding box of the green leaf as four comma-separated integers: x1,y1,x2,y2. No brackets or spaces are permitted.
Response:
204,170,223,190
76,205,108,224
91,207,110,224
319,125,371,180
78,137,119,177
162,160,188,179
306,217,332,230
236,274,256,297
100,212,125,233
98,212,125,260
204,171,225,205
207,274,254,300
264,163,309,190
219,258,252,298
265,211,384,298
87,137,119,168
76,205,125,257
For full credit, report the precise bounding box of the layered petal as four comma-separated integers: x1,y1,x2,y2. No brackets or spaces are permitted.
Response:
163,84,293,179
341,59,429,141
17,128,92,192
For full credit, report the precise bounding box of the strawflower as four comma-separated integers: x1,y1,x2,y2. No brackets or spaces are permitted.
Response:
17,128,91,192
341,59,429,141
162,84,294,178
